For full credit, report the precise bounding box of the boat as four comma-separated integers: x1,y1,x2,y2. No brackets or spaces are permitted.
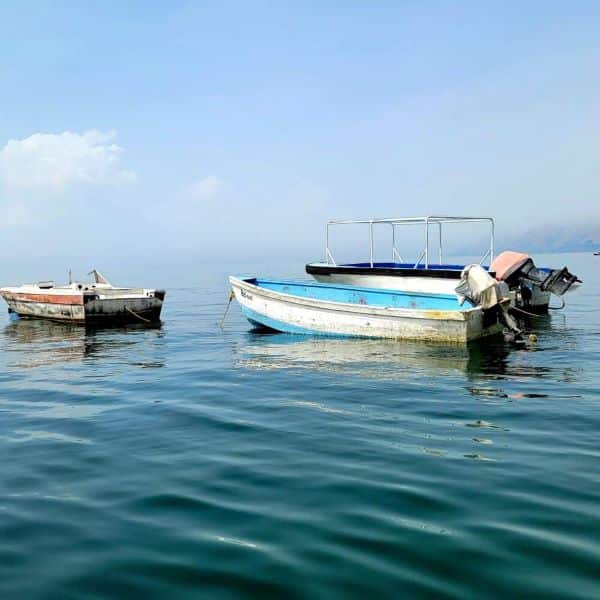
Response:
306,216,580,313
229,276,504,343
0,270,165,324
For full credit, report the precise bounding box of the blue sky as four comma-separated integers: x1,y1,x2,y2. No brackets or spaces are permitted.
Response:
1,1,599,282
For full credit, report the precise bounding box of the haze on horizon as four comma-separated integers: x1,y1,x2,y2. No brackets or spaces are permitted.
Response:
1,1,599,284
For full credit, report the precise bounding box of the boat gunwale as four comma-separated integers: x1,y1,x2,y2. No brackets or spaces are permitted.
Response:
306,262,497,280
0,286,163,302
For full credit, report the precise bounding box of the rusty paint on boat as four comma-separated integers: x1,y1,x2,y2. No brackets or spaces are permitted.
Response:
0,271,165,324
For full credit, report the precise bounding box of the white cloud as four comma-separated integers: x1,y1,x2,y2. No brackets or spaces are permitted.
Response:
188,175,223,199
0,130,136,190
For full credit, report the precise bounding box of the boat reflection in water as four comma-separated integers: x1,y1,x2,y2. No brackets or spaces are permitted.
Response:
233,331,515,380
234,313,580,383
2,316,165,369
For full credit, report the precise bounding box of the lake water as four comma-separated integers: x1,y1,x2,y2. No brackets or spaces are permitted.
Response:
0,253,598,598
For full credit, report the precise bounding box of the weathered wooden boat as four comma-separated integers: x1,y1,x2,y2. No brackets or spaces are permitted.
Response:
306,216,580,314
0,270,165,324
229,276,504,343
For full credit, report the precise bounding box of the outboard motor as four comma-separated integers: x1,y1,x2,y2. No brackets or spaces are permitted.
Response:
456,264,522,340
491,251,581,298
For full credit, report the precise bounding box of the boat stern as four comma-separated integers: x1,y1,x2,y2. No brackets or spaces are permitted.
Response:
83,288,165,324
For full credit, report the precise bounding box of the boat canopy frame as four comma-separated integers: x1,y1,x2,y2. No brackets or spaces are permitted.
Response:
324,216,495,269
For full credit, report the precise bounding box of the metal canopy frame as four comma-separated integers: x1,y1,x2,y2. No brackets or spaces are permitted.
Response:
324,216,495,269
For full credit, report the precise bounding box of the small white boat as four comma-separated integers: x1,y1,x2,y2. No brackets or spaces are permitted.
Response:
229,276,503,343
0,270,165,324
306,216,580,314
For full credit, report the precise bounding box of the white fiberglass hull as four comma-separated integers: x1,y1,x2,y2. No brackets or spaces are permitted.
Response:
311,271,552,313
311,272,457,295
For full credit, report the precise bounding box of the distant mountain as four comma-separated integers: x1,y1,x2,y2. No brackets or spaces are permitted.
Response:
500,223,600,254
456,222,600,256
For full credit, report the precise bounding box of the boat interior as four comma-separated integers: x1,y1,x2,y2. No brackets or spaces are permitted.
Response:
242,278,475,311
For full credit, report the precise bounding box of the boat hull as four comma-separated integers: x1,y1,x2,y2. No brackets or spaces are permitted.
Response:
310,270,458,295
516,285,550,314
230,277,502,343
306,263,552,312
1,292,164,324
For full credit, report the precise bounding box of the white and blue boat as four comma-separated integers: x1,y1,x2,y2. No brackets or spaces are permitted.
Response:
306,216,580,313
229,276,503,343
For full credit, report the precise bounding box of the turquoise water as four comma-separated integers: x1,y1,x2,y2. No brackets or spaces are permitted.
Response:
0,253,598,598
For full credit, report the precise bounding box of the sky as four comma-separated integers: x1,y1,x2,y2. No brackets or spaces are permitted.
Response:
1,1,599,283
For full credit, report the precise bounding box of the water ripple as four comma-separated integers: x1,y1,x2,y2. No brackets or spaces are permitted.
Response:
1,257,599,597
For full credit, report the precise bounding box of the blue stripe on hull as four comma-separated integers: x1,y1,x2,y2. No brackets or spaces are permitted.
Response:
242,306,352,337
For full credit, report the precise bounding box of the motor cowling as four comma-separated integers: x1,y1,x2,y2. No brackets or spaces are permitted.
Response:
455,264,504,309
455,264,521,338
490,251,580,297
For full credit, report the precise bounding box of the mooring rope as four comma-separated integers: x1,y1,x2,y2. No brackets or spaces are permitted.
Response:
548,297,566,310
125,306,152,323
511,295,566,317
219,290,235,329
510,306,545,318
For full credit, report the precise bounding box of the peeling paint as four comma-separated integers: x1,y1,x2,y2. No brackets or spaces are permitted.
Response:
0,281,165,324
231,277,502,343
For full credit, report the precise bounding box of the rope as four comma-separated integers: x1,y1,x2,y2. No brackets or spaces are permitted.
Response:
512,295,566,316
125,306,151,323
510,305,545,318
219,290,235,329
